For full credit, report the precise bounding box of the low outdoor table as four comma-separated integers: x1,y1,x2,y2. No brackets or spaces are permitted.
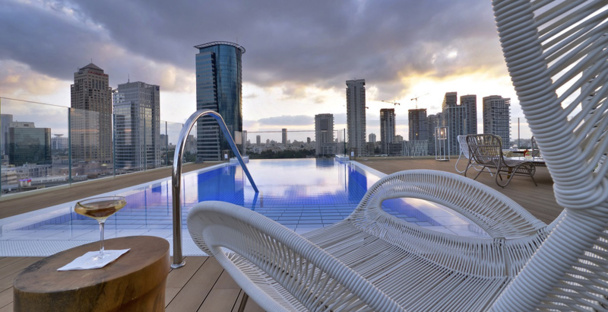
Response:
506,156,547,167
13,236,170,312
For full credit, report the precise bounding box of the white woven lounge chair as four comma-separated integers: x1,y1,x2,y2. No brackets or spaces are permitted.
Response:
187,0,608,310
188,170,547,311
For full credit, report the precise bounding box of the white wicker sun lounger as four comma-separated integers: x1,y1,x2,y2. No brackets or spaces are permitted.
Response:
188,170,548,311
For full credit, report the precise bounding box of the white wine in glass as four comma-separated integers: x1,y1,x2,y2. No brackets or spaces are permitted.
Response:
75,196,127,260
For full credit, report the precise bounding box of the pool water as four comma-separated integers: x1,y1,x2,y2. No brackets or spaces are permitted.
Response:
0,159,486,256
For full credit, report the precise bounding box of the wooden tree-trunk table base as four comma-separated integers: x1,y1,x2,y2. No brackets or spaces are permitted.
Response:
13,236,170,312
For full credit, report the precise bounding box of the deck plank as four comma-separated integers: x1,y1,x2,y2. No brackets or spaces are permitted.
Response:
0,257,23,269
0,302,11,312
165,256,209,306
198,270,243,311
165,256,225,312
0,288,12,311
0,257,40,292
198,289,242,312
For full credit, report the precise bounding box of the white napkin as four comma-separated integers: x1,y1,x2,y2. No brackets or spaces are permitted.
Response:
57,249,130,271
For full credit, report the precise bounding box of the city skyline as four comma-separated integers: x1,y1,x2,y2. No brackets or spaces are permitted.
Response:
0,0,532,139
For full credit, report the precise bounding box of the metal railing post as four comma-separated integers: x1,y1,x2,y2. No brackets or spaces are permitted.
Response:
171,110,258,268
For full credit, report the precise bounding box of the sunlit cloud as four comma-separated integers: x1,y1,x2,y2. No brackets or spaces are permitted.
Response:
0,60,64,96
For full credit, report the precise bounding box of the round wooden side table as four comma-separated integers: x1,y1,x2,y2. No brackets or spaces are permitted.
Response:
13,236,170,312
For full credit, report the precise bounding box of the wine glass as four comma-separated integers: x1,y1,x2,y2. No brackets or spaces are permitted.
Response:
75,196,127,260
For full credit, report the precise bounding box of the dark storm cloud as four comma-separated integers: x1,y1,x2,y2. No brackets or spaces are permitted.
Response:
0,1,104,80
0,0,502,96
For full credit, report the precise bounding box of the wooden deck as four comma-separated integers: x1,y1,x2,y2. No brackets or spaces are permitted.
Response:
0,158,562,311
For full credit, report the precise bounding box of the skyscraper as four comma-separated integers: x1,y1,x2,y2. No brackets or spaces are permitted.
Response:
315,114,335,156
408,109,428,141
380,108,395,155
195,41,245,161
483,95,511,148
439,93,478,155
460,94,477,135
427,113,441,155
113,81,161,171
282,128,288,146
441,92,464,155
346,79,366,156
70,63,113,164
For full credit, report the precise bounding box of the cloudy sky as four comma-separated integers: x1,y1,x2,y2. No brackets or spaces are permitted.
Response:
0,0,532,142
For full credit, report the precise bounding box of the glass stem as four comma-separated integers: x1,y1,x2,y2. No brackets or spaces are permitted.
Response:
99,221,105,258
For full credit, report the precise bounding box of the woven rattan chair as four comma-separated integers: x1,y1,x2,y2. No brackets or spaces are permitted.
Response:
187,0,608,310
530,136,540,158
466,134,537,187
455,134,494,175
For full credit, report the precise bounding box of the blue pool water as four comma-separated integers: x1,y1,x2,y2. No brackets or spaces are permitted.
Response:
0,159,485,256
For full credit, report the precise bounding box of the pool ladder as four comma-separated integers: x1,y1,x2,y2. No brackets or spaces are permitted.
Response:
171,110,258,268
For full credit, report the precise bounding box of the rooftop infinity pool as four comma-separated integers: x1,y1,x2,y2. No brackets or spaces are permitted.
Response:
0,158,486,256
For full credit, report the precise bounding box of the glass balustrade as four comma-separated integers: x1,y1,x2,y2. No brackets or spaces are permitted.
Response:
0,96,396,200
0,97,198,198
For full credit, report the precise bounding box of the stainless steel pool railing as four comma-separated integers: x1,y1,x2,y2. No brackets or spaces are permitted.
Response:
171,110,259,268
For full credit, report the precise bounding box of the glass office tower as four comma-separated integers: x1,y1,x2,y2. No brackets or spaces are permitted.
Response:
113,81,161,171
195,41,245,161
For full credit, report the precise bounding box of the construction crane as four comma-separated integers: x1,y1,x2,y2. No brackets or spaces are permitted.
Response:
410,93,429,109
381,100,400,106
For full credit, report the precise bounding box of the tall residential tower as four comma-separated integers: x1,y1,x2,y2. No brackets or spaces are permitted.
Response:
441,92,464,155
408,108,428,141
346,79,366,156
315,114,335,156
380,108,395,155
460,94,477,135
441,92,478,155
483,95,511,148
195,41,245,161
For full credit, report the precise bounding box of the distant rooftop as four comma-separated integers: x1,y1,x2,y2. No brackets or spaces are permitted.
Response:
80,63,103,71
194,41,246,54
